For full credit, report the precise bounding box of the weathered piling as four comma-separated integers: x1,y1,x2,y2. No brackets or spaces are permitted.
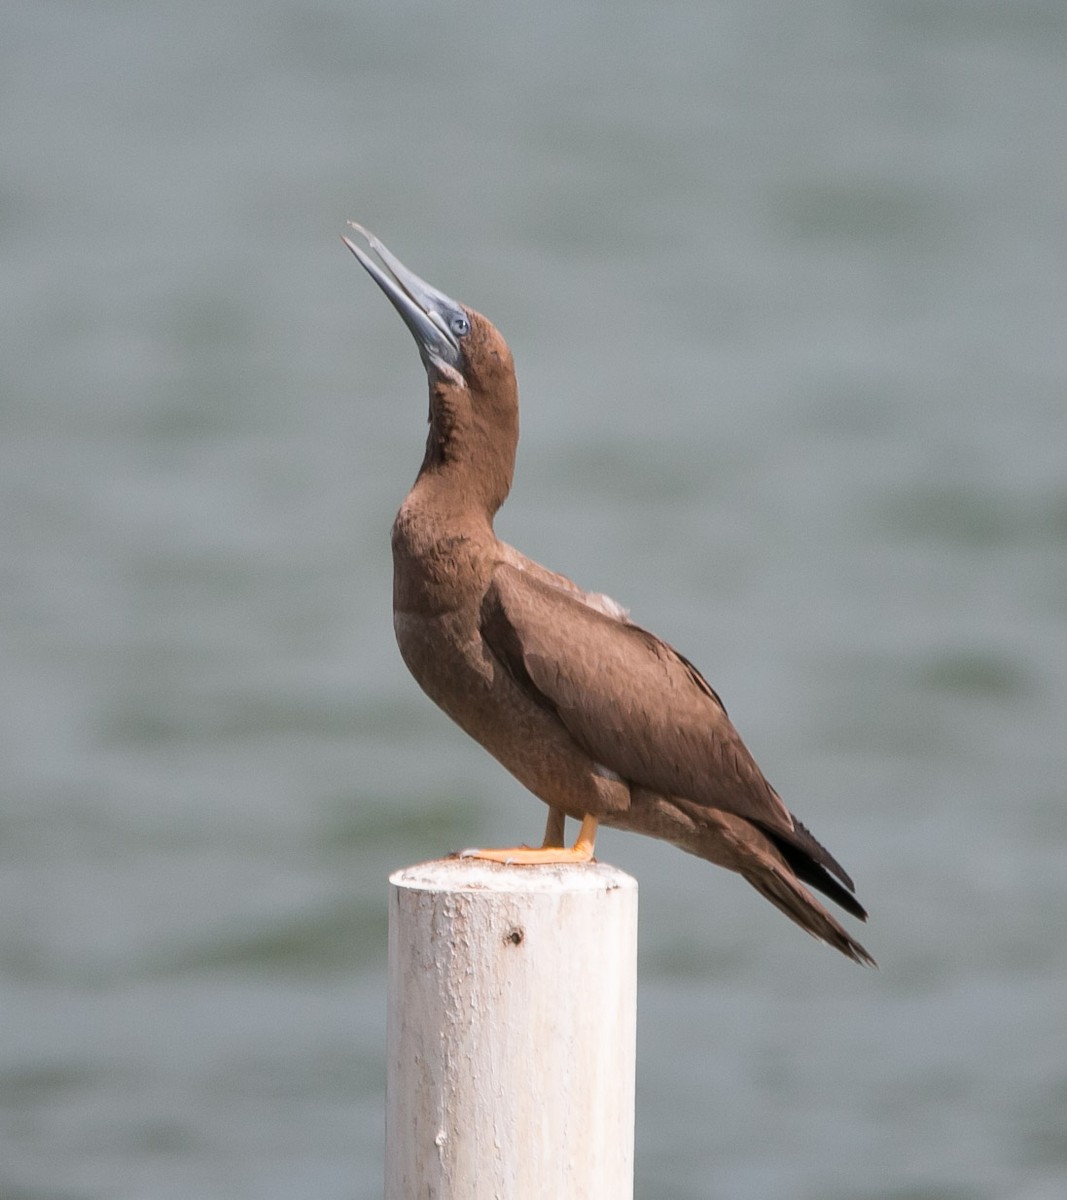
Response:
386,858,638,1199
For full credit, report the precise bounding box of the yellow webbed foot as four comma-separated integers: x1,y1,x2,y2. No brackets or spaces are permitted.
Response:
459,815,598,865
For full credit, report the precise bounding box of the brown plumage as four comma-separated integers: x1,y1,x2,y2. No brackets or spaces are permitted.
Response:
343,223,874,965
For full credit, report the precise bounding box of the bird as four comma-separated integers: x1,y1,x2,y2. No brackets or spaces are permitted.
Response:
342,223,874,965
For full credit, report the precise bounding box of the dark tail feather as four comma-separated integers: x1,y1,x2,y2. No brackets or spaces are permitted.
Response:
788,816,856,890
758,827,868,921
744,866,877,967
754,811,869,921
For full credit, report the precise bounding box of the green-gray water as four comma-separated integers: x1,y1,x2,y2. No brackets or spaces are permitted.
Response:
4,2,1067,1196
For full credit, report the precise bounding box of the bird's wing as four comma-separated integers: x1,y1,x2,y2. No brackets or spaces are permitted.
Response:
498,542,632,621
481,561,795,832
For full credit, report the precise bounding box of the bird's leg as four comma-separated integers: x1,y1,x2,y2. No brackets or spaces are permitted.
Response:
541,807,566,848
459,815,598,865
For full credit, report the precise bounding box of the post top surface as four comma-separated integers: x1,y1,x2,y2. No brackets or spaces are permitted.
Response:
390,857,637,896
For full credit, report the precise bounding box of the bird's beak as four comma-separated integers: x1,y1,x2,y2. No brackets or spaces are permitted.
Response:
343,223,466,377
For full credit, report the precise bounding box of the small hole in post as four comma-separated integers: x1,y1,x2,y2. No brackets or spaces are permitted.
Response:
505,927,524,946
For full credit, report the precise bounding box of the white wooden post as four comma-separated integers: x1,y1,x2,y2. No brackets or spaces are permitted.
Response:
385,858,638,1200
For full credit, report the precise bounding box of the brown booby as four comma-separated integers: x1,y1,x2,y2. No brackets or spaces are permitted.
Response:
343,224,873,965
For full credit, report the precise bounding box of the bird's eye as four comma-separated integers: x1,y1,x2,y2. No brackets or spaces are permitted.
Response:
450,313,471,337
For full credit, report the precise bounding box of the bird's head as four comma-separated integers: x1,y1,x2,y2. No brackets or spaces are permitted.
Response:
344,223,518,513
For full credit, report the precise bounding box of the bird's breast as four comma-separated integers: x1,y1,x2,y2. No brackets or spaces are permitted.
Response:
391,605,497,736
391,501,493,616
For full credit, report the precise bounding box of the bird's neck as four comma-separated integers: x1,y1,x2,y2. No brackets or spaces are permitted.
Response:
414,379,517,524
401,467,499,537
390,375,519,618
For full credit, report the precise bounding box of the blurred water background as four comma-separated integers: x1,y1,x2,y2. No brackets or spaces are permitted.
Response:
4,1,1067,1197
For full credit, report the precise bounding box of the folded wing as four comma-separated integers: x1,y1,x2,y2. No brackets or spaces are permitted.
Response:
481,561,865,928
481,563,789,829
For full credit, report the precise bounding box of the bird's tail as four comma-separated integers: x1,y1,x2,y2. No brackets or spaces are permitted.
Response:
742,866,876,967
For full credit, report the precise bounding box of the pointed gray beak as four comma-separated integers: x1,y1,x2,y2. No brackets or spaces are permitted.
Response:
342,223,469,377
